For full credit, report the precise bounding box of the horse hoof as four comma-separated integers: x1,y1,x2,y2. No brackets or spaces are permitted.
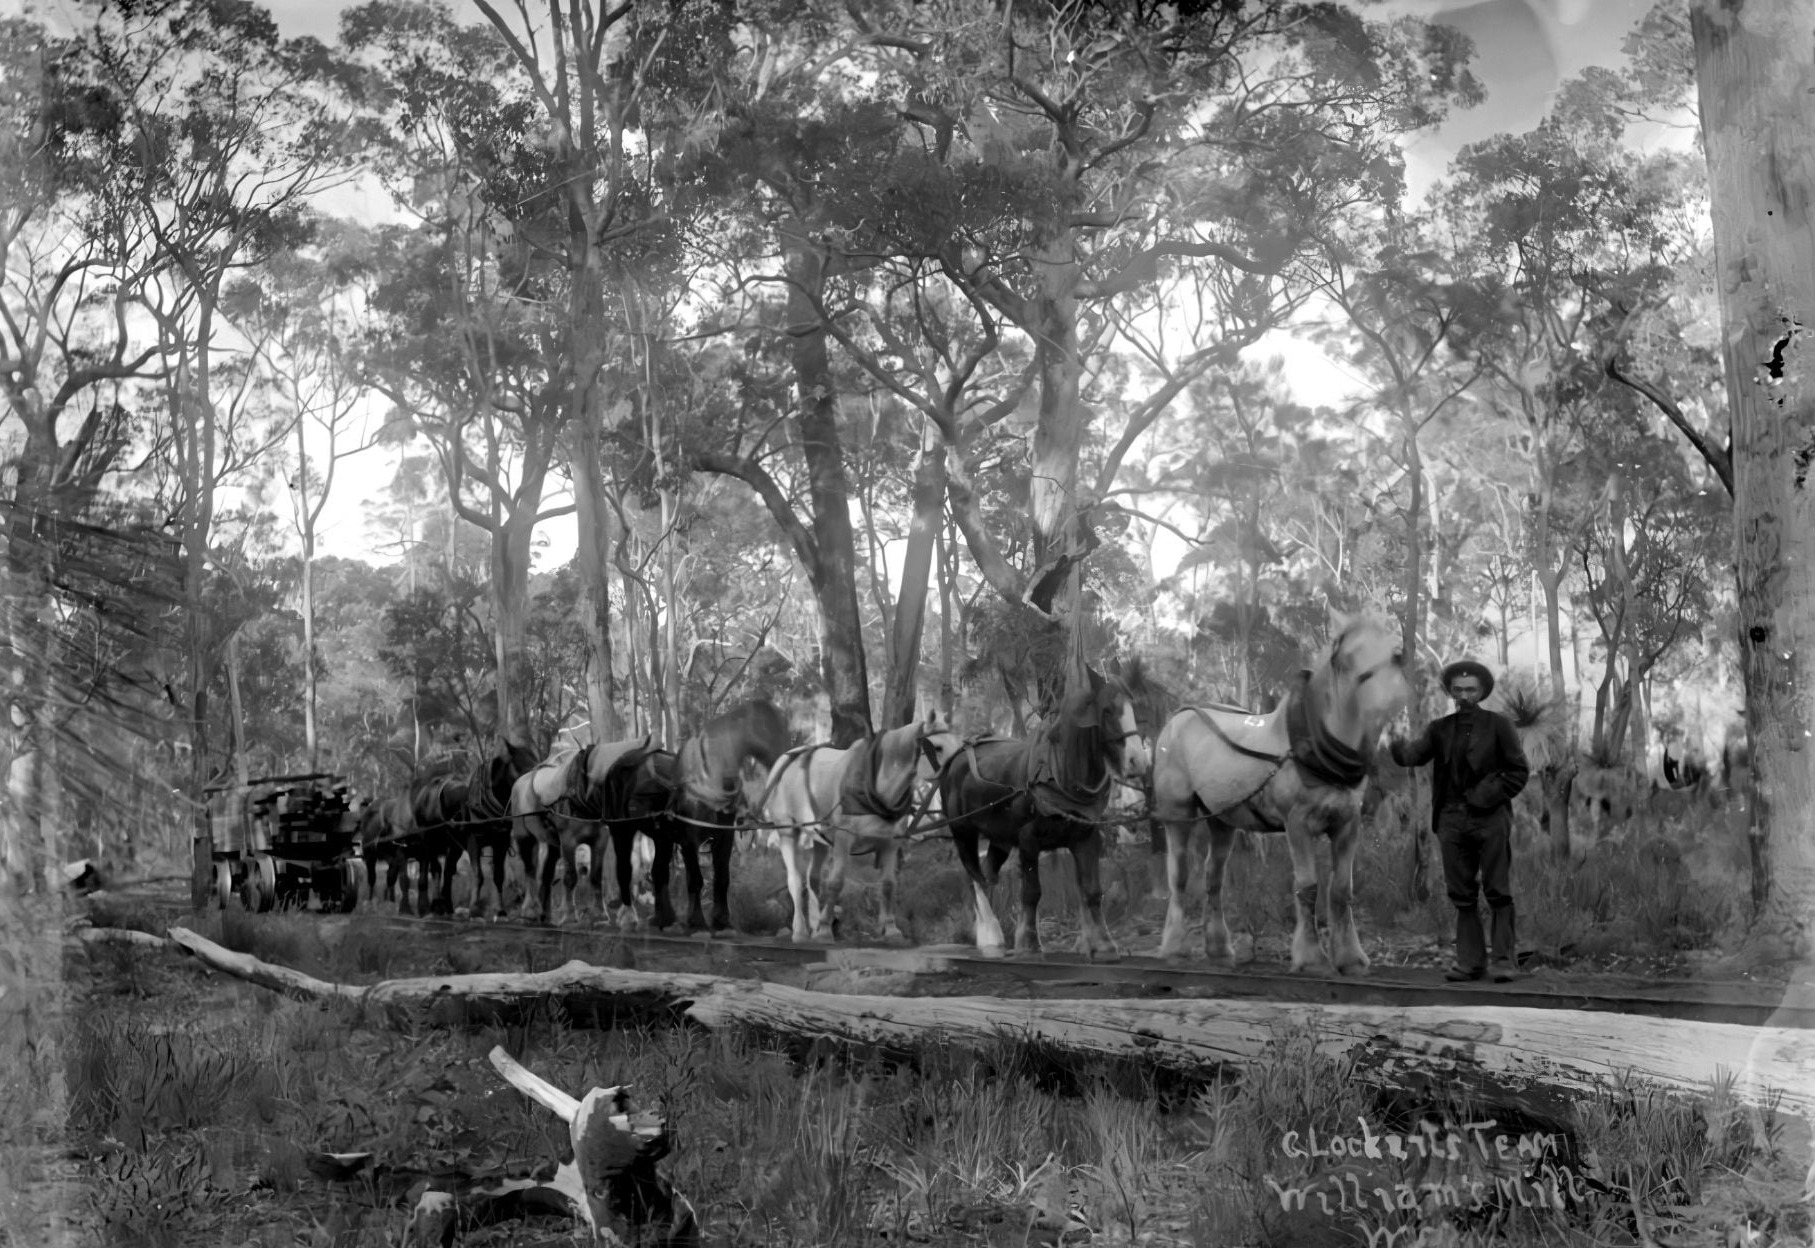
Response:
1092,949,1123,965
882,931,911,948
1335,962,1371,978
975,945,1007,960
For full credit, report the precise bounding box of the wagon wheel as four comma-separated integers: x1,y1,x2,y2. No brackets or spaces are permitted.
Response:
214,862,234,910
250,853,278,913
337,858,363,914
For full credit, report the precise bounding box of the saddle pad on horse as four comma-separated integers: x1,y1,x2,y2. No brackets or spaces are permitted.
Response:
588,734,654,784
1183,701,1290,763
837,733,916,821
522,749,584,807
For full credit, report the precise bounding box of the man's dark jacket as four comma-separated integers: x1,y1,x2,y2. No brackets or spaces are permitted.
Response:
1390,708,1530,825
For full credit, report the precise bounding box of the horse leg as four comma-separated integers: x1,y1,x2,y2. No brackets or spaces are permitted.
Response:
463,834,487,919
1326,817,1370,975
708,826,734,932
556,838,580,927
650,836,680,931
603,827,631,927
1013,844,1044,957
487,833,508,919
513,824,542,922
437,840,462,916
814,836,849,942
952,830,1006,957
1199,823,1242,962
778,831,813,941
1070,832,1120,963
533,824,558,923
1157,814,1204,960
876,840,908,946
1284,820,1334,974
680,835,708,932
408,848,428,917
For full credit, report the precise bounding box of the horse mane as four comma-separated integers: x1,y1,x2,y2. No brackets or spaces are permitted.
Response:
1048,673,1110,797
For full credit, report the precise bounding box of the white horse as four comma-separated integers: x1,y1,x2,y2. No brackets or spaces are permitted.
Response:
759,711,961,945
1151,615,1409,975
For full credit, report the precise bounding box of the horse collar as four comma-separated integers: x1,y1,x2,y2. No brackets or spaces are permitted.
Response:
1286,670,1371,788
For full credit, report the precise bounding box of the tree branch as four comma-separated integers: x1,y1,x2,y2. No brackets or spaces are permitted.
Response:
692,450,821,574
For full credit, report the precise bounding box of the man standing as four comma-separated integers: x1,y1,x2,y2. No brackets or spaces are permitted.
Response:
1390,660,1531,983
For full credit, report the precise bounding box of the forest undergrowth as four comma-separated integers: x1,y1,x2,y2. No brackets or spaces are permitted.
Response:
12,909,1812,1248
5,779,1803,1247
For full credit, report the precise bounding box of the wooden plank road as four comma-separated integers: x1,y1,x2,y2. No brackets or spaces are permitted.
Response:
358,913,1815,1030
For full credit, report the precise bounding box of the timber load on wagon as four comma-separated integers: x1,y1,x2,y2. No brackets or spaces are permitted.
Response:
207,772,364,913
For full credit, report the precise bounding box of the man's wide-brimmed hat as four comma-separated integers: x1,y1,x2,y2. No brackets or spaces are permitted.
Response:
1441,659,1495,698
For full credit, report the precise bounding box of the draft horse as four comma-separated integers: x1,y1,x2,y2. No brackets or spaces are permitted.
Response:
1150,614,1408,975
392,734,539,917
646,698,793,932
512,699,791,931
938,667,1153,961
510,735,662,926
760,711,961,945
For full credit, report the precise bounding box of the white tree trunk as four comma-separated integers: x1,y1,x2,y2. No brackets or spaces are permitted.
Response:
1692,0,1815,953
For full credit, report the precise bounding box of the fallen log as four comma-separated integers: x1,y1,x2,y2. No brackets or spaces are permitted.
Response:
166,927,1815,1129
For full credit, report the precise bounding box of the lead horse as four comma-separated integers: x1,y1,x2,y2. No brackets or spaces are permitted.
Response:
1151,614,1408,974
760,711,961,944
938,666,1154,961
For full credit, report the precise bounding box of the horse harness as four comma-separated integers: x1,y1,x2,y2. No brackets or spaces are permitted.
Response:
1178,670,1374,829
766,733,920,834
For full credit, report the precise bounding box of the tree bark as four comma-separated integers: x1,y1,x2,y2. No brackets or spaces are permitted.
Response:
571,412,622,743
882,417,946,726
167,927,1815,1125
1029,236,1086,598
785,242,873,746
1693,0,1815,943
490,504,539,743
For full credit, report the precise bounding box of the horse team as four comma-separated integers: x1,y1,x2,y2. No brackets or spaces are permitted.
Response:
352,614,1409,976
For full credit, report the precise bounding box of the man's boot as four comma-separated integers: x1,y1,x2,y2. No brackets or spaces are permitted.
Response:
1447,905,1486,981
1490,903,1518,982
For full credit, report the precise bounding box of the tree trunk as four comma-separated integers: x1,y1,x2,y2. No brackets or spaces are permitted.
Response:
491,505,539,743
571,415,622,743
226,631,250,787
1693,0,1815,944
882,418,946,726
297,418,320,773
169,927,1815,1126
1400,411,1430,898
1532,557,1576,858
1027,235,1087,619
936,520,957,721
1591,654,1617,762
785,242,872,746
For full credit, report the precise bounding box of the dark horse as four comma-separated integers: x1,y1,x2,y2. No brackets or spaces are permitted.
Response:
938,666,1153,961
636,698,792,932
513,699,791,931
389,734,539,916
